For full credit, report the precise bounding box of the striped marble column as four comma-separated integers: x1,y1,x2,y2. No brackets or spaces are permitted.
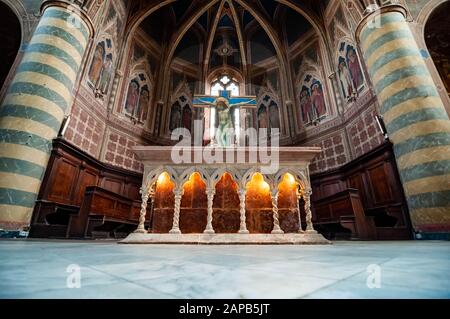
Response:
0,1,93,230
356,5,450,235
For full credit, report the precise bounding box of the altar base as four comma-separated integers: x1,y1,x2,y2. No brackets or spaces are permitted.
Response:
120,233,331,245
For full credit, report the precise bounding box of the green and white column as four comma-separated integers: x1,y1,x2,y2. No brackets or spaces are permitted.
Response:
0,1,93,230
356,5,450,237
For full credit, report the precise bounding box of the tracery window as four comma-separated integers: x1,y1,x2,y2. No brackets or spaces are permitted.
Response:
210,75,240,96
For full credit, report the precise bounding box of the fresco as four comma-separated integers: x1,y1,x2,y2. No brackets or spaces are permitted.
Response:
124,73,151,123
88,39,114,96
337,41,365,102
169,102,182,132
257,93,281,140
124,78,140,116
299,75,327,125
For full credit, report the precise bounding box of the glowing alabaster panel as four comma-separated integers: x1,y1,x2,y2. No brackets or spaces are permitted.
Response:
212,173,240,234
278,173,302,233
152,172,175,233
179,173,208,234
245,173,273,234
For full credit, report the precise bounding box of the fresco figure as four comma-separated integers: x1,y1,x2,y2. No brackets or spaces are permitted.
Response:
258,105,268,129
269,101,280,130
169,102,182,132
182,105,192,133
338,57,356,100
347,46,364,89
98,54,113,94
89,42,105,85
311,80,326,120
299,86,313,123
139,87,150,122
125,80,140,115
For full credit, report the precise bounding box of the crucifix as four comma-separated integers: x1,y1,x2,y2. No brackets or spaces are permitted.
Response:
193,90,257,147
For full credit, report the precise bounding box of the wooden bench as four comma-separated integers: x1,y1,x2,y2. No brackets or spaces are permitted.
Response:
29,200,80,238
67,186,149,239
313,188,377,240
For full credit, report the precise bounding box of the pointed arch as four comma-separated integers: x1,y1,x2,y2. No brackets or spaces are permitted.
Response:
144,166,178,190
274,168,310,190
178,167,211,188
210,168,242,188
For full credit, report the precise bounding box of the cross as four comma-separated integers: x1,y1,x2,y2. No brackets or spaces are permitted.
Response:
193,90,257,145
193,90,257,109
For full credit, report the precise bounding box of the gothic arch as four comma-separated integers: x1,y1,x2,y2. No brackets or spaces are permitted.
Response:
420,1,450,98
0,0,23,99
274,168,310,191
144,166,178,191
178,167,211,189
210,168,242,189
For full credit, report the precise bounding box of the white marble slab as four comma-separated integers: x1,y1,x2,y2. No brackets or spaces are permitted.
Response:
120,233,331,245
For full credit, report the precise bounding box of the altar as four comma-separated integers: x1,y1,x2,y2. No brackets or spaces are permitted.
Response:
121,146,330,244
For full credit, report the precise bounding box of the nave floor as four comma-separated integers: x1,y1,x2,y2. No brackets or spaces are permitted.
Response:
0,240,449,299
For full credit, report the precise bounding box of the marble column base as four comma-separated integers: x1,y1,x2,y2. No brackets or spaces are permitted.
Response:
120,233,331,245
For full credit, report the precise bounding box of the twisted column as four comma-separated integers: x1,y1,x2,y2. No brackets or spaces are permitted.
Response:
303,189,316,233
271,190,284,234
134,185,150,233
296,187,304,233
238,189,249,234
169,186,184,234
204,187,215,234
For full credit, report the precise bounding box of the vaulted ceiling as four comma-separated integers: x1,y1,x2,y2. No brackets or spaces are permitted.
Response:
131,0,328,75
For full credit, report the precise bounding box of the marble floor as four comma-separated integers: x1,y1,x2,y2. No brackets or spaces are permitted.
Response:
0,240,449,299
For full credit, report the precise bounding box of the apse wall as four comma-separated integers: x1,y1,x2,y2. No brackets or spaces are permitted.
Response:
2,0,448,179
283,0,450,175
291,1,385,174
63,0,181,174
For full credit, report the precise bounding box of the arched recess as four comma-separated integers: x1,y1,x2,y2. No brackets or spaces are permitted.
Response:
0,1,22,95
212,172,241,233
423,1,450,97
274,169,310,233
335,37,367,103
244,172,273,234
122,68,154,125
168,82,194,135
179,172,208,233
256,85,282,141
152,171,176,233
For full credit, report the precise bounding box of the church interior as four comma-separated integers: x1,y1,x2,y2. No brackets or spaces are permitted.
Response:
0,0,449,299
